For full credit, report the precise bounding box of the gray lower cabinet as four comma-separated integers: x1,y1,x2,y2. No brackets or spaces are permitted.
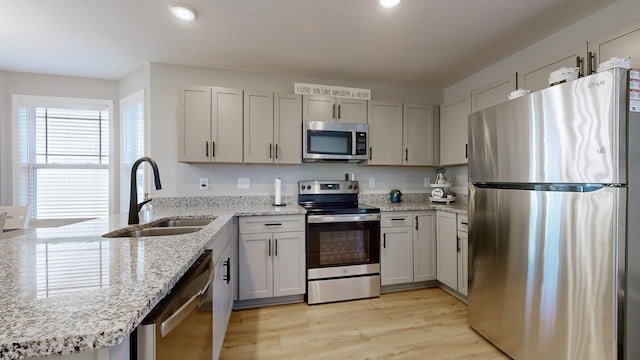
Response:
212,239,233,359
436,211,468,297
380,211,436,286
238,215,305,300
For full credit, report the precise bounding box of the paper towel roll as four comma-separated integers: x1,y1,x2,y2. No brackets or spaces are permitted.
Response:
274,178,282,205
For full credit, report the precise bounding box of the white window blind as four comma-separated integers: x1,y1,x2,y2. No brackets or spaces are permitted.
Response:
16,96,111,220
120,91,145,213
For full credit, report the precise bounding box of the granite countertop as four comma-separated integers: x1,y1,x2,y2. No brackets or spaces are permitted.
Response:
0,195,465,359
0,198,304,360
360,193,468,215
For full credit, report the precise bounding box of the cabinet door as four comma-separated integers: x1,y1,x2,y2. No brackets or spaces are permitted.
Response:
238,233,273,300
413,211,436,282
243,91,274,164
273,231,306,297
471,75,516,112
212,249,225,359
436,211,458,290
381,227,413,285
517,44,587,92
403,103,434,166
589,20,640,70
179,86,211,162
457,231,468,297
303,95,335,122
367,100,403,165
212,87,243,163
440,95,471,166
337,98,368,124
274,93,302,164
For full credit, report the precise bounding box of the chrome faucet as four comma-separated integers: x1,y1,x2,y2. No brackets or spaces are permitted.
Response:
129,157,162,225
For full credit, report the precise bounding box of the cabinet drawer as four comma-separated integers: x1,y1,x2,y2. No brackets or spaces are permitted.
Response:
457,214,468,232
239,215,305,234
381,212,412,227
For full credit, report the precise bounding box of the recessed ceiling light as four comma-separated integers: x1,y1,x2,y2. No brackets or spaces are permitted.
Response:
379,0,402,8
170,4,197,21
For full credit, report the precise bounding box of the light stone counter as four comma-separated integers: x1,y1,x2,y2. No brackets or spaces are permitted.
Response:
359,193,468,215
0,197,305,360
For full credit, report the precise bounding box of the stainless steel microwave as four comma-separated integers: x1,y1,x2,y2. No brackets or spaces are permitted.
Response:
303,121,368,162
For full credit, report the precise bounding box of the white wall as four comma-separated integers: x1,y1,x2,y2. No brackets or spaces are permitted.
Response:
0,72,119,206
444,0,640,103
145,63,442,198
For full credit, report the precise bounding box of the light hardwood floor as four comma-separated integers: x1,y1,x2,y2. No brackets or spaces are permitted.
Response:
221,288,510,360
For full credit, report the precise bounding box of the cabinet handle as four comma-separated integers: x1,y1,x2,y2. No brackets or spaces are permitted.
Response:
457,236,461,252
415,216,419,231
224,257,231,284
338,104,341,119
390,218,405,221
268,239,271,257
369,147,372,161
383,233,386,248
275,144,278,159
576,56,583,77
465,144,468,159
269,143,273,159
206,141,209,157
587,51,595,75
264,223,282,226
460,221,468,225
275,239,278,256
212,141,216,157
405,148,408,162
332,104,336,120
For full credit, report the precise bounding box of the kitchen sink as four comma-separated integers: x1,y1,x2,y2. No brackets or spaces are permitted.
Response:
151,217,215,228
104,227,203,238
102,216,215,238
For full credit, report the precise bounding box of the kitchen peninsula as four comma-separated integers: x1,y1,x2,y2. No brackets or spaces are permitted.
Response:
0,195,465,360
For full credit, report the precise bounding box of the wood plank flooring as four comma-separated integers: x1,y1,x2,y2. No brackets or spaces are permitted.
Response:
221,288,509,360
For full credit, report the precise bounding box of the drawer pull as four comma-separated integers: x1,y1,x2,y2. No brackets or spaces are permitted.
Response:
264,223,282,226
390,218,406,221
460,221,468,225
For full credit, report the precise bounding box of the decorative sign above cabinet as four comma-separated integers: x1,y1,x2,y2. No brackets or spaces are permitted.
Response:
294,83,371,100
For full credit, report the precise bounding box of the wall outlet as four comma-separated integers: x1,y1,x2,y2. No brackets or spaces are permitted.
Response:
237,178,250,189
199,178,209,190
369,178,375,188
424,177,430,188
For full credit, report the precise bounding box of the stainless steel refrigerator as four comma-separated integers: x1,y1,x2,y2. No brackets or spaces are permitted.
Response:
468,67,639,359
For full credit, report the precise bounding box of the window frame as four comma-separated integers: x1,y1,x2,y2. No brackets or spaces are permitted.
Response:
12,95,116,227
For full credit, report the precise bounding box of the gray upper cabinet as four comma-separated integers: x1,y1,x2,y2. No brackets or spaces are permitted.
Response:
471,75,516,112
517,44,587,93
588,19,640,71
273,93,303,164
244,92,302,164
403,103,435,166
179,86,243,163
368,100,403,165
303,95,367,123
440,94,471,166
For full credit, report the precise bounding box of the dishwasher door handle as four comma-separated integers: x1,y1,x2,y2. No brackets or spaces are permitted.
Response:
160,263,215,337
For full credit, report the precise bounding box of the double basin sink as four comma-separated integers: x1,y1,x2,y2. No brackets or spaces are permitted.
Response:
103,217,216,238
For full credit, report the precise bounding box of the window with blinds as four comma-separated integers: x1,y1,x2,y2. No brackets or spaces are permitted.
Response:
120,91,145,213
16,96,111,220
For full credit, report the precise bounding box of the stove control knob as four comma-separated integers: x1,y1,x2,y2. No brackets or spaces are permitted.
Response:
301,185,305,191
306,185,311,190
348,185,353,189
354,184,358,190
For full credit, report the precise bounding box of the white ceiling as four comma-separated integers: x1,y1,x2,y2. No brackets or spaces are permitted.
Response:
0,0,615,88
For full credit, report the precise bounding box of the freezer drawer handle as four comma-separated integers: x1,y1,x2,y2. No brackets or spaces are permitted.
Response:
160,261,215,337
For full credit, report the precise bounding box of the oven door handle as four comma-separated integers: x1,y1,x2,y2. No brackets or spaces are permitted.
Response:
307,213,381,223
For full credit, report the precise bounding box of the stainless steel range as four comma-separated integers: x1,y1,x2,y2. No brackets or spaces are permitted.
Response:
298,180,381,304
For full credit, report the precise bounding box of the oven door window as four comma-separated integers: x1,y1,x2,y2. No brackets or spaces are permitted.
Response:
307,221,380,268
307,130,352,155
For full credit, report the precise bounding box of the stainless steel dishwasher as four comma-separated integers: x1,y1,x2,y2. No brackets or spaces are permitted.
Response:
135,250,214,360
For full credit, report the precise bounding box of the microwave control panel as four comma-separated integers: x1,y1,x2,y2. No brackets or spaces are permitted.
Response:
355,132,367,155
